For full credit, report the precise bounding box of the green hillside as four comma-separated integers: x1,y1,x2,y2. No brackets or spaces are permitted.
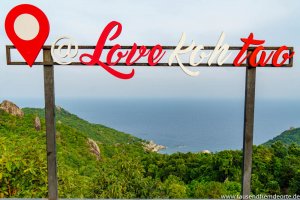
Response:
0,104,145,198
1,102,300,198
23,107,141,146
264,128,300,146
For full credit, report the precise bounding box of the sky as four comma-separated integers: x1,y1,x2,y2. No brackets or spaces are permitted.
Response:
0,0,300,100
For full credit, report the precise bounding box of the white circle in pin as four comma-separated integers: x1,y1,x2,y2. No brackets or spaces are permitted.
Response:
14,14,40,41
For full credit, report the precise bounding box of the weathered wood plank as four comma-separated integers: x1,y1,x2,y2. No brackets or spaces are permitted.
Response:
43,49,58,200
242,65,256,198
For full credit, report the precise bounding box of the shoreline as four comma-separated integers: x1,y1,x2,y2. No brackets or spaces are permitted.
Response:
142,140,166,153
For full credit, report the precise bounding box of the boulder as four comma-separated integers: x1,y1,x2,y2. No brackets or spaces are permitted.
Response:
143,140,166,152
87,138,101,160
56,106,62,112
200,150,211,154
0,100,24,117
35,116,41,131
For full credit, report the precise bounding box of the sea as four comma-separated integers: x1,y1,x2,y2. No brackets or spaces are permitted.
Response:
10,98,300,154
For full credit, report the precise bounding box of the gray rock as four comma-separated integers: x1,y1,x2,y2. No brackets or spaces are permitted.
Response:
0,100,24,117
87,138,101,160
35,116,41,131
143,140,166,152
200,150,211,154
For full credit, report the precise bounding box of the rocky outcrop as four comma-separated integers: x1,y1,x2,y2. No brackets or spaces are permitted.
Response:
56,106,62,112
35,116,41,131
143,140,166,152
200,150,211,154
0,100,24,117
87,138,101,160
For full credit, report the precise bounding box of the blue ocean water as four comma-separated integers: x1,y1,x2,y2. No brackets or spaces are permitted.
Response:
10,98,300,154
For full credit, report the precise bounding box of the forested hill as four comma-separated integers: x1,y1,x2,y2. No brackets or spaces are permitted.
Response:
1,100,300,198
22,106,141,145
264,127,300,146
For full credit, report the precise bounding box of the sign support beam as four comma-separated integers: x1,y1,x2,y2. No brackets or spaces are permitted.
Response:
43,49,58,200
242,65,256,198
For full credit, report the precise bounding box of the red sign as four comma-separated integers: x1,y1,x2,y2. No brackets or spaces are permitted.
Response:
4,4,295,79
5,4,50,67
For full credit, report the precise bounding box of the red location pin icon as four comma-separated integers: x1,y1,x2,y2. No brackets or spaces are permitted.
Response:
5,4,50,67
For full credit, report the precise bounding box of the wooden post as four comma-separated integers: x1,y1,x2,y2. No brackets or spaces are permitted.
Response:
242,65,256,198
43,49,58,200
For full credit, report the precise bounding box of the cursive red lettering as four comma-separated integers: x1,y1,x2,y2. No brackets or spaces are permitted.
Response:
148,45,166,66
249,46,274,67
107,44,129,66
233,33,265,66
272,46,295,67
79,21,135,79
125,43,150,65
